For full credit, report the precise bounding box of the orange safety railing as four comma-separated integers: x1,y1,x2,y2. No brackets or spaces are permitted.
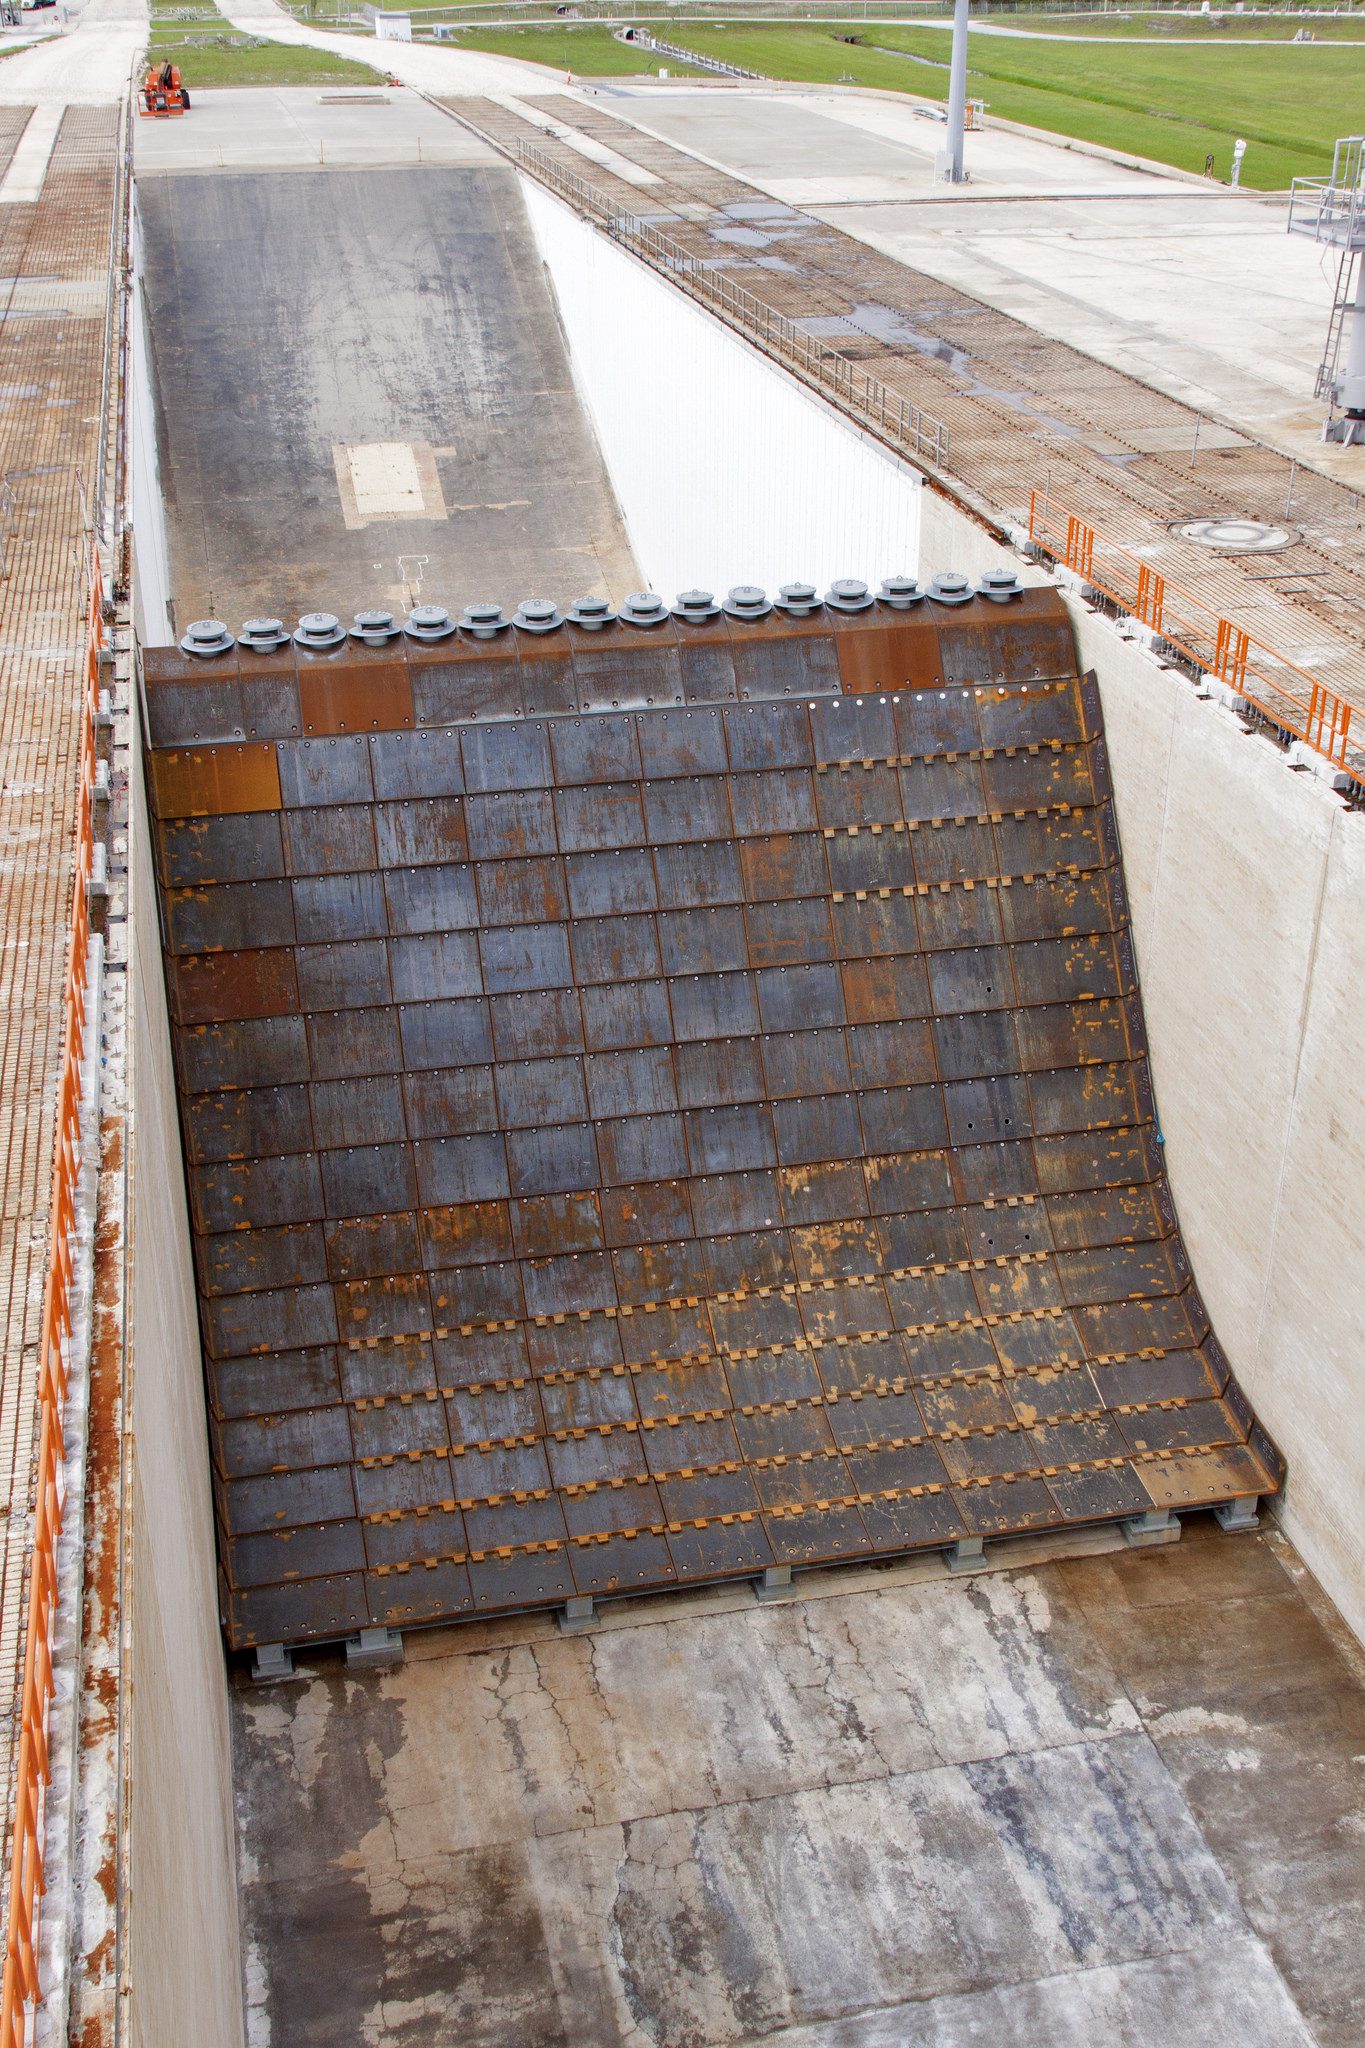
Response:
1029,487,1356,774
0,540,105,2048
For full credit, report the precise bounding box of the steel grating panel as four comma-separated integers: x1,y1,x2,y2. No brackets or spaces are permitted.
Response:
144,592,1283,1649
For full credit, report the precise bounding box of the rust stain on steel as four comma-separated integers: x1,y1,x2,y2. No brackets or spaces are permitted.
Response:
150,743,282,818
139,598,1284,1647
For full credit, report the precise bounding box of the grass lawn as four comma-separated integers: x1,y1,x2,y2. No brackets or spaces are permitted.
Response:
419,24,706,76
145,26,383,85
449,18,1365,186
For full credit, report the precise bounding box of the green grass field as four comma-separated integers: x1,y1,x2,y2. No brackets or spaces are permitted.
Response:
448,18,1365,185
418,24,705,75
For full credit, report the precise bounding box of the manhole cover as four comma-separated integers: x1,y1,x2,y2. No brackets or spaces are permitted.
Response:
1174,518,1292,553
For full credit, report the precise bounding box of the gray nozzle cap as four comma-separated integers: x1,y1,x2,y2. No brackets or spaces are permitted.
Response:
723,584,772,621
672,589,721,621
978,568,1024,602
620,591,670,626
180,618,235,658
513,597,564,635
878,575,923,609
927,572,973,607
403,604,457,642
238,617,289,652
567,596,616,630
351,609,402,644
775,582,822,615
294,611,346,649
824,578,875,613
460,603,509,639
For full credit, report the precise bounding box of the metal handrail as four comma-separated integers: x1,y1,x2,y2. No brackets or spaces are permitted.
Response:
513,139,950,471
1028,488,1356,775
0,541,104,2048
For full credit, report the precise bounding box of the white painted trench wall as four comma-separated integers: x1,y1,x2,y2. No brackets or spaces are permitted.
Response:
522,176,923,605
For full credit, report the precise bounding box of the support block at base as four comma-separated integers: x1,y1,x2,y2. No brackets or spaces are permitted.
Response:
251,1642,294,1683
944,1536,985,1573
345,1627,404,1670
1214,1496,1261,1532
1122,1508,1181,1548
559,1595,595,1633
755,1564,793,1604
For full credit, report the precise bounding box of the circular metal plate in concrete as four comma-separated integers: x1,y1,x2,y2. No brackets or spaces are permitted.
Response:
1174,518,1293,553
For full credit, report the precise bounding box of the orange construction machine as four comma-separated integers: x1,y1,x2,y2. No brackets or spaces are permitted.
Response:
140,62,190,116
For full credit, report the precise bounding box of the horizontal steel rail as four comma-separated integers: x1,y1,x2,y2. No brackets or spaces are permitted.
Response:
513,138,951,472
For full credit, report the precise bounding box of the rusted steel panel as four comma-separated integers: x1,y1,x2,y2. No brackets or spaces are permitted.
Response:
384,861,479,935
186,1084,314,1165
962,1198,1053,1263
723,700,815,772
191,1152,323,1233
555,781,646,854
993,810,1107,881
150,743,281,820
893,683,980,759
309,1005,403,1081
464,788,557,860
407,641,521,727
225,1574,369,1649
370,727,465,800
637,705,728,778
899,759,987,824
728,616,840,704
310,1075,406,1149
953,1478,1065,1538
814,762,903,832
568,631,685,715
743,898,834,969
1029,1061,1149,1136
375,797,468,869
292,873,388,945
729,769,818,838
504,1122,600,1198
981,746,1094,814
398,998,493,1073
1046,1184,1168,1251
656,905,747,977
981,593,1078,681
164,881,293,958
319,1143,418,1218
1056,1239,1187,1308
467,1553,575,1616
367,1561,475,1629
825,830,917,895
584,1045,679,1119
878,1206,969,1268
684,1102,777,1176
596,1112,688,1186
326,1213,423,1284
479,921,573,995
143,647,243,748
857,1084,948,1156
276,736,374,808
642,773,733,846
283,805,378,878
297,646,414,736
201,1223,328,1299
294,939,391,1013
206,1283,339,1359
756,962,846,1033
159,813,286,888
220,1463,357,1536
460,720,551,791
739,831,828,903
510,1190,603,1259
779,1160,869,1227
336,1271,437,1343
834,617,942,698
612,1236,708,1305
178,1016,310,1094
977,678,1085,750
600,1179,693,1248
771,1093,862,1167
1010,933,1126,1007
488,988,584,1061
387,932,481,1004
932,1009,1020,1082
475,857,569,929
810,694,897,765
703,1229,793,1293
762,1028,852,1100
864,1149,955,1214
581,978,673,1051
832,896,921,964
674,1036,764,1110
1015,998,1129,1073
667,970,757,1043
209,1347,342,1420
569,913,662,987
224,1518,366,1590
412,1133,510,1206
564,847,659,919
430,1259,526,1326
847,1017,937,1089
550,712,642,785
494,1056,588,1129
402,1065,497,1139
909,820,994,891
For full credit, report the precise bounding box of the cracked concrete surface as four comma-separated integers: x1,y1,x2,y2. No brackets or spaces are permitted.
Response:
233,1517,1365,2047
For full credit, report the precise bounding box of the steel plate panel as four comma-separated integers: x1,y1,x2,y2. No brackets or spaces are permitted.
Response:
479,922,573,996
445,1382,543,1448
233,658,301,743
932,1010,1019,1083
856,1487,964,1549
743,898,834,970
550,714,642,785
186,1085,313,1166
291,873,387,946
583,1046,679,1120
771,1093,862,1167
981,748,1094,814
842,1019,933,1091
864,1149,955,1213
1136,1443,1275,1512
683,1103,777,1177
665,971,754,1044
387,932,481,1004
319,1144,417,1218
672,1038,761,1111
1033,1125,1161,1195
723,701,815,771
351,1454,455,1516
596,1112,688,1186
460,721,550,792
580,978,673,1052
509,1190,601,1260
728,770,818,838
992,811,1106,881
192,1153,323,1234
369,728,465,800
638,706,728,778
971,1258,1064,1318
521,1248,616,1318
835,616,941,698
366,1560,474,1626
569,914,661,987
984,602,1078,684
413,1134,509,1206
326,1214,422,1283
456,1438,554,1500
145,662,242,748
815,763,904,830
722,1349,821,1409
976,679,1085,749
1009,934,1124,1007
915,889,1004,953
1118,1397,1243,1457
517,649,576,717
624,1307,716,1371
953,1477,1065,1537
701,1230,792,1293
653,839,743,910
554,782,645,854
1004,1363,1099,1425
225,1573,368,1649
801,1279,894,1344
643,776,732,845
475,858,569,930
946,1137,1036,1203
1027,1414,1130,1467
600,1181,693,1249
612,1236,708,1305
900,758,988,826
1076,1294,1206,1356
824,831,917,896
563,848,658,919
172,949,299,1027
764,1503,871,1564
384,862,479,936
409,649,524,727
569,636,684,714
1044,1465,1149,1522
467,1548,576,1612
202,1224,328,1298
339,1342,438,1404
932,620,993,687
225,1519,366,1590
349,1391,450,1462
206,1282,339,1359
179,1016,310,1094
810,694,896,764
927,946,1014,1017
1015,999,1130,1073
220,1463,356,1536
159,813,285,888
769,1161,863,1230
150,744,282,821
841,956,931,1024
857,1083,948,1156
877,1205,970,1267
297,650,412,737
401,1066,496,1140
1029,1063,1148,1137
655,906,746,978
209,1348,341,1420
962,1199,1053,1263
504,1123,599,1198
375,798,469,869
308,1002,402,1080
284,806,377,877
1045,1184,1165,1251
398,998,493,1071
463,789,557,861
688,1170,782,1239
421,1199,516,1269
909,820,994,892
893,685,979,758
762,1029,851,1101
296,940,393,1012
546,1421,651,1487
276,737,373,809
730,626,840,704
488,988,584,1062
667,1517,773,1578
494,1057,588,1130
565,1530,674,1596
840,1429,945,1488
640,1412,741,1476
938,1427,1038,1484
429,1260,525,1326
885,1263,981,1327
756,963,846,1034
1092,1350,1224,1409
732,1401,838,1464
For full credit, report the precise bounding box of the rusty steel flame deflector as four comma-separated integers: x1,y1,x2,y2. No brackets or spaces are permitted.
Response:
140,588,1283,1649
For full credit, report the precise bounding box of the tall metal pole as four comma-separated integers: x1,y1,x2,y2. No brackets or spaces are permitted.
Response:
945,0,970,184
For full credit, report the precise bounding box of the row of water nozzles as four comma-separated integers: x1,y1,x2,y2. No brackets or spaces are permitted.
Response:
178,570,1026,658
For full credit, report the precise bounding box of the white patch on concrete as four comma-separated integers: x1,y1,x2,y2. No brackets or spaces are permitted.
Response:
1147,1705,1253,1741
522,174,922,604
334,441,447,530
